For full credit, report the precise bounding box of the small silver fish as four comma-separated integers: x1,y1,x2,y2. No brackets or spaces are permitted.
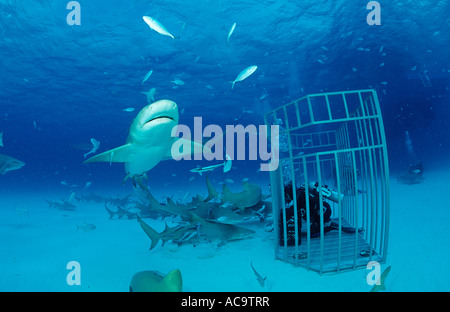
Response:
77,222,96,233
227,22,236,42
83,138,100,159
142,16,174,40
190,155,231,176
231,65,257,89
171,79,184,85
141,69,153,85
15,205,29,218
141,88,157,104
69,192,76,203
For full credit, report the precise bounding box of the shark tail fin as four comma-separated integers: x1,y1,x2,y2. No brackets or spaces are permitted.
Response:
142,188,163,211
137,216,160,250
105,204,115,219
204,175,219,202
223,154,232,173
161,269,183,292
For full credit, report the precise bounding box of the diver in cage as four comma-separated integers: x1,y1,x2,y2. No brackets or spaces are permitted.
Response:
279,183,302,246
282,183,332,240
282,182,361,241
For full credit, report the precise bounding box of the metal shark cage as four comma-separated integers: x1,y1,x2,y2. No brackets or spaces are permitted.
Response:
264,89,390,274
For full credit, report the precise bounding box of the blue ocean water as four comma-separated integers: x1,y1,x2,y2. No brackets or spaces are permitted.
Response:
1,0,449,292
1,0,449,189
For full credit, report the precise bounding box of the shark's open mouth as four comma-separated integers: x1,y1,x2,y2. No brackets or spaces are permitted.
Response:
145,116,175,125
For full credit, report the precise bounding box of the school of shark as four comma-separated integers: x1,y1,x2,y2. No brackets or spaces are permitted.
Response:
0,12,395,293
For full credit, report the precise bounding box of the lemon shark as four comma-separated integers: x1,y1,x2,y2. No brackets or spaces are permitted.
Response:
83,99,210,184
137,213,255,250
139,183,245,224
250,261,267,287
204,175,262,210
0,153,25,175
129,269,182,292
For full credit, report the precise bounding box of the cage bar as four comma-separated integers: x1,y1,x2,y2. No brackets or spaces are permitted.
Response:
265,89,390,274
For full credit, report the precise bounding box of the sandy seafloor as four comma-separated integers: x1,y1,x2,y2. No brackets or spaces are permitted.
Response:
1,166,449,292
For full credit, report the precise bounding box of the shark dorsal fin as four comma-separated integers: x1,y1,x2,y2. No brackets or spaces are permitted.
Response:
160,269,182,292
204,175,219,202
222,184,232,196
189,213,204,223
371,266,391,292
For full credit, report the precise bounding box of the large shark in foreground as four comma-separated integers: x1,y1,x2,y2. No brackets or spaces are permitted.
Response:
137,213,255,250
83,99,209,184
0,153,25,175
130,269,182,292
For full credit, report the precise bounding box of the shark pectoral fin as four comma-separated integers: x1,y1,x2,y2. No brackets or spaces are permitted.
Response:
167,138,209,160
83,143,133,164
122,174,132,185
